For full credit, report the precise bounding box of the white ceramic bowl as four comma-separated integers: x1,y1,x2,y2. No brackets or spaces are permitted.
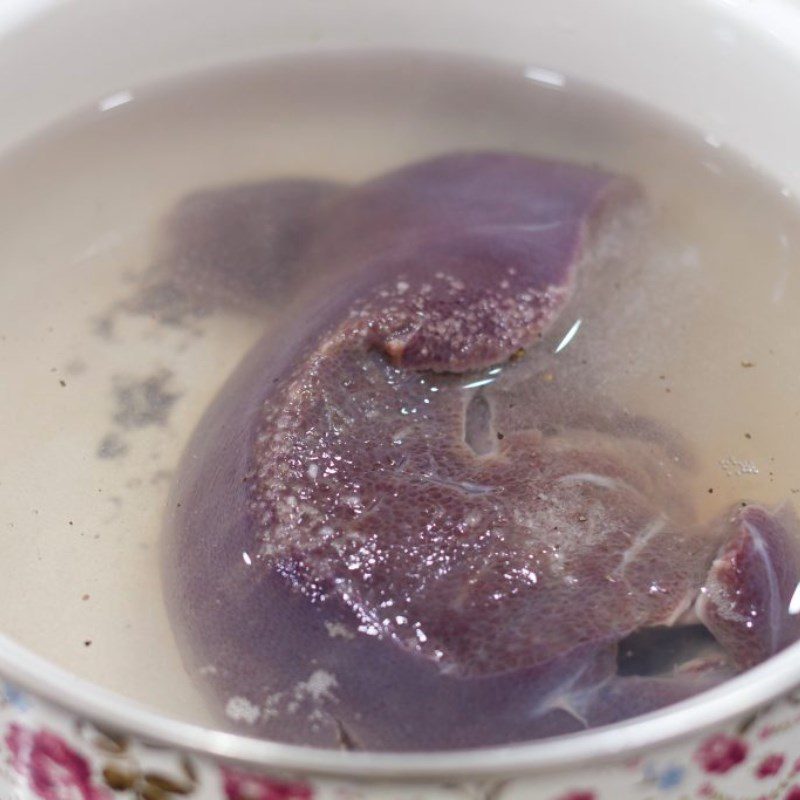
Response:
2,2,800,799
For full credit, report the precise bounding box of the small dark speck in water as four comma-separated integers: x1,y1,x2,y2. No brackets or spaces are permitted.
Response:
92,315,115,340
745,432,752,439
97,432,129,460
83,640,92,647
101,496,123,525
111,369,180,430
68,521,73,526
59,379,66,387
81,594,90,601
741,360,756,368
65,359,87,375
150,470,172,486
708,488,714,494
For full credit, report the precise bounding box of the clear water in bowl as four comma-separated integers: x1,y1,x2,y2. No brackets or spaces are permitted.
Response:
0,53,799,732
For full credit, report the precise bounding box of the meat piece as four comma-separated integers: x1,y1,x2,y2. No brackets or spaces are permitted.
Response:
303,152,641,372
250,344,707,677
696,504,800,669
164,152,705,749
129,179,342,321
162,152,800,751
581,668,734,728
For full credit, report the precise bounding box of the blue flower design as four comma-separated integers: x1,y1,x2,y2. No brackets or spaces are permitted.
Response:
2,682,30,711
657,764,685,790
642,761,685,791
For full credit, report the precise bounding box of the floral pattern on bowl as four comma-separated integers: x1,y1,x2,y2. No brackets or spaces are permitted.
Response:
5,680,800,800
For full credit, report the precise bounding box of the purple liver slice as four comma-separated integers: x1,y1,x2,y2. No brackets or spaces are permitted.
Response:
163,152,800,751
697,504,800,669
302,152,640,372
129,179,342,321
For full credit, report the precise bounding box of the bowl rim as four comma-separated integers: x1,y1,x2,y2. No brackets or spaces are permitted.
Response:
0,632,797,779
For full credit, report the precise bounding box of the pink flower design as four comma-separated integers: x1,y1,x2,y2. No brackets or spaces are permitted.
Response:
694,733,748,774
697,783,716,798
756,753,786,778
792,756,800,776
222,766,312,800
785,787,800,800
759,724,777,740
4,724,110,800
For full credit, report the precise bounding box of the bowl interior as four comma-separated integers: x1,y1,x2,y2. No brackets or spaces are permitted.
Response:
1,0,800,778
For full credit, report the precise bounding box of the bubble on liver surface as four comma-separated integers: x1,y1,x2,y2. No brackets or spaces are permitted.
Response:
162,152,800,750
